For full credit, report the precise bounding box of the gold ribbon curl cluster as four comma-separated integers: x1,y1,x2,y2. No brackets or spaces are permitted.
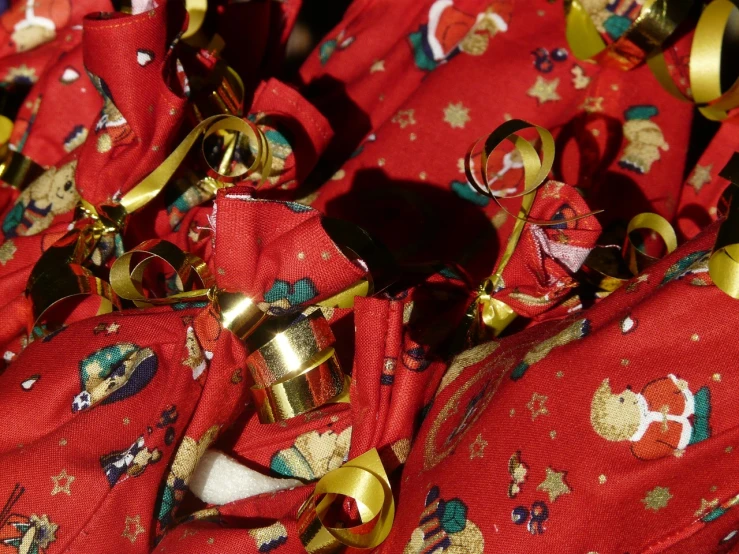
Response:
566,0,739,121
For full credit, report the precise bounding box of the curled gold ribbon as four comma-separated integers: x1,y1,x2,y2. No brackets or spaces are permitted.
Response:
121,114,271,213
647,0,739,121
709,153,739,298
465,120,601,339
464,119,600,225
28,264,120,332
565,0,693,70
297,448,395,553
109,239,269,338
584,212,677,291
182,0,207,39
26,114,272,333
110,239,215,306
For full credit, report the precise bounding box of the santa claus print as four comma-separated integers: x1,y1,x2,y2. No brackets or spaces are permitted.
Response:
2,0,71,53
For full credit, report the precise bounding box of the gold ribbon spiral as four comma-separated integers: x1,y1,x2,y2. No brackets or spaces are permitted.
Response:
647,0,739,121
709,152,739,298
297,448,395,553
26,114,272,333
464,120,601,339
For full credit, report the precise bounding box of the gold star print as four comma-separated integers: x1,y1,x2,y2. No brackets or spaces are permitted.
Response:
106,322,121,334
694,498,719,518
122,515,145,544
443,102,471,129
527,76,561,104
469,434,488,459
0,240,16,266
51,469,74,496
527,392,548,420
642,486,672,511
391,109,416,128
370,59,385,73
580,96,604,113
689,164,712,193
457,158,465,173
537,467,571,502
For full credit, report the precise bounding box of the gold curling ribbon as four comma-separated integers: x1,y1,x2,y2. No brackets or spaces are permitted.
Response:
182,0,207,39
584,212,677,291
120,0,206,37
297,448,394,553
565,0,693,70
316,279,371,309
27,264,120,332
109,238,268,339
120,114,271,213
647,0,739,121
709,152,739,298
110,239,215,306
26,114,272,332
465,120,601,338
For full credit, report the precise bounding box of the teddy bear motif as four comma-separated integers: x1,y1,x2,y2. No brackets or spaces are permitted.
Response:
156,425,220,531
590,374,711,460
618,105,669,175
404,487,484,554
2,160,78,238
99,435,162,487
2,0,71,53
270,427,352,481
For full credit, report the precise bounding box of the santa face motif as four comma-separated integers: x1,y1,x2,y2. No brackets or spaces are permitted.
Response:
409,0,512,71
2,0,72,53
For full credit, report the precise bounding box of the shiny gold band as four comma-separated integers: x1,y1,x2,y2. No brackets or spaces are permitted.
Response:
0,142,45,191
565,0,693,70
246,310,335,386
212,290,268,341
251,347,346,423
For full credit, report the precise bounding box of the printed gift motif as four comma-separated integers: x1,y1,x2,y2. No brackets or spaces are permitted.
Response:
591,374,712,460
0,511,58,553
404,487,484,554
